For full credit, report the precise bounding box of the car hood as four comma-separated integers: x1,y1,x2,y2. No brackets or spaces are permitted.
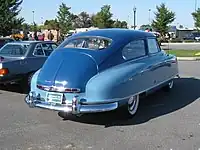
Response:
37,49,101,92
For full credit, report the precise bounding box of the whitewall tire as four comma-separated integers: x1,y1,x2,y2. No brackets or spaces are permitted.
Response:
125,94,140,118
163,80,174,92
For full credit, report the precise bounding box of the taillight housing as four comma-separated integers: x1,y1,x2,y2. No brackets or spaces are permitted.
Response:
36,84,81,93
0,68,9,76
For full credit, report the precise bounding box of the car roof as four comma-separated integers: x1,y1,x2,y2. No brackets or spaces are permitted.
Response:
0,37,14,40
71,28,155,41
8,40,56,44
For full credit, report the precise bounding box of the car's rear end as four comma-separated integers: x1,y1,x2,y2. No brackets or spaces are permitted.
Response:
25,35,120,115
0,42,30,84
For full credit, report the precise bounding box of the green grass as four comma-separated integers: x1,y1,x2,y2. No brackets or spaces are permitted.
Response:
166,50,200,57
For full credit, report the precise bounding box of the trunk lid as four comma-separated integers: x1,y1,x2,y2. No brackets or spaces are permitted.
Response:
0,55,22,62
37,48,105,92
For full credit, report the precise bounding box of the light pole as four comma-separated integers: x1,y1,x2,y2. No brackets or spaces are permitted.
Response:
32,11,35,24
148,9,151,25
133,6,137,30
41,17,44,25
195,0,197,11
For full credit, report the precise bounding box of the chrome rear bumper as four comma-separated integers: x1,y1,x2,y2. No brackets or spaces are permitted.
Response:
24,92,118,115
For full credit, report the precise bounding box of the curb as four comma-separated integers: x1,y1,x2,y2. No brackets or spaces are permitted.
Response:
162,43,200,45
177,57,200,61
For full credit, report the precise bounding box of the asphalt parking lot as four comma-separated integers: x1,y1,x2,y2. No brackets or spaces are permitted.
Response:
0,61,200,150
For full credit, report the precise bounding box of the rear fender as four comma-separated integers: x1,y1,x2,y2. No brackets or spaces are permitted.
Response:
85,61,147,102
30,69,41,91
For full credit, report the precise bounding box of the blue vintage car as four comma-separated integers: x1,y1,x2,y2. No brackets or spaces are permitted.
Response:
25,29,179,118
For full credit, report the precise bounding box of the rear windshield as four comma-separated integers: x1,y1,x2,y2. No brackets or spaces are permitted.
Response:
60,37,112,50
0,44,30,57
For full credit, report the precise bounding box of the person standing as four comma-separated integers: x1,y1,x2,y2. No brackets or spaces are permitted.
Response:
47,30,54,41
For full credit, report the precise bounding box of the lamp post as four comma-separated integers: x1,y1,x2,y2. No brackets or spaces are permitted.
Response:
133,6,137,30
32,11,35,24
195,0,197,11
41,17,44,25
148,9,151,25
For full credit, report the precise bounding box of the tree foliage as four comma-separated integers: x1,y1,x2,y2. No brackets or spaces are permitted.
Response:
92,5,114,28
44,19,59,30
73,12,92,28
151,3,175,36
112,19,128,28
0,0,24,36
57,3,74,37
192,8,200,30
10,2,129,37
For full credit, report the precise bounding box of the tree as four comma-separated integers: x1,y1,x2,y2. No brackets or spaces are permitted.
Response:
192,8,200,30
92,5,114,28
151,3,175,36
44,19,60,30
112,19,128,28
73,12,92,28
0,0,24,36
140,24,152,30
57,3,74,37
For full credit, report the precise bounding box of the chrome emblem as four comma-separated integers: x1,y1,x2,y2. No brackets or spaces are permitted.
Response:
55,81,68,86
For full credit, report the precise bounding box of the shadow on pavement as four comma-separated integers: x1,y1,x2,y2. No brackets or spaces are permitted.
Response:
58,77,200,127
0,84,27,94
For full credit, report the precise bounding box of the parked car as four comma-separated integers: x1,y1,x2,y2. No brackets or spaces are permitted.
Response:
183,32,200,41
0,40,58,91
25,29,179,118
0,37,15,48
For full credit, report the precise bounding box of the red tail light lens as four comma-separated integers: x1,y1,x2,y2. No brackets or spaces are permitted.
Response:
0,68,9,76
37,84,80,93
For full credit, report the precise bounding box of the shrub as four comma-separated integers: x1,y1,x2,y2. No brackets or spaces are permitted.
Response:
183,40,196,43
170,39,183,43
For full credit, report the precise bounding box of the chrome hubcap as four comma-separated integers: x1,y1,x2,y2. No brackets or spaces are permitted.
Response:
169,80,174,89
28,74,33,86
128,95,139,115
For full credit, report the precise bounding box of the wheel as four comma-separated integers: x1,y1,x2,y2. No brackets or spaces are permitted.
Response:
123,94,140,118
163,80,174,92
20,72,34,93
27,72,34,87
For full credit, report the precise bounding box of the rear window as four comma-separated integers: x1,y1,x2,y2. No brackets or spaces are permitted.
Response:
60,37,112,50
0,44,30,57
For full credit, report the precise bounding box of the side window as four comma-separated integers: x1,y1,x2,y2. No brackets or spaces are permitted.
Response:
147,38,160,54
122,40,146,60
42,43,57,56
33,44,45,56
51,44,58,49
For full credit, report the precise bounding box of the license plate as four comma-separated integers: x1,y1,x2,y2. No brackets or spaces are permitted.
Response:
46,93,63,104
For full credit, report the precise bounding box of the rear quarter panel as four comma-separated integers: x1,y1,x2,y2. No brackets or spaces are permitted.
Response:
85,51,178,103
22,57,47,73
85,56,152,102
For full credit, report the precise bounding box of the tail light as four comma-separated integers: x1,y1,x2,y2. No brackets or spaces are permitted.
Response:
37,84,81,93
0,68,9,76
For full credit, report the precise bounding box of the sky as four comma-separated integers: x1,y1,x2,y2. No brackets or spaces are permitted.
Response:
19,0,198,28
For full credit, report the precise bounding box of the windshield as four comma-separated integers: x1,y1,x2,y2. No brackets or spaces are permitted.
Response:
0,43,30,57
61,37,112,50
